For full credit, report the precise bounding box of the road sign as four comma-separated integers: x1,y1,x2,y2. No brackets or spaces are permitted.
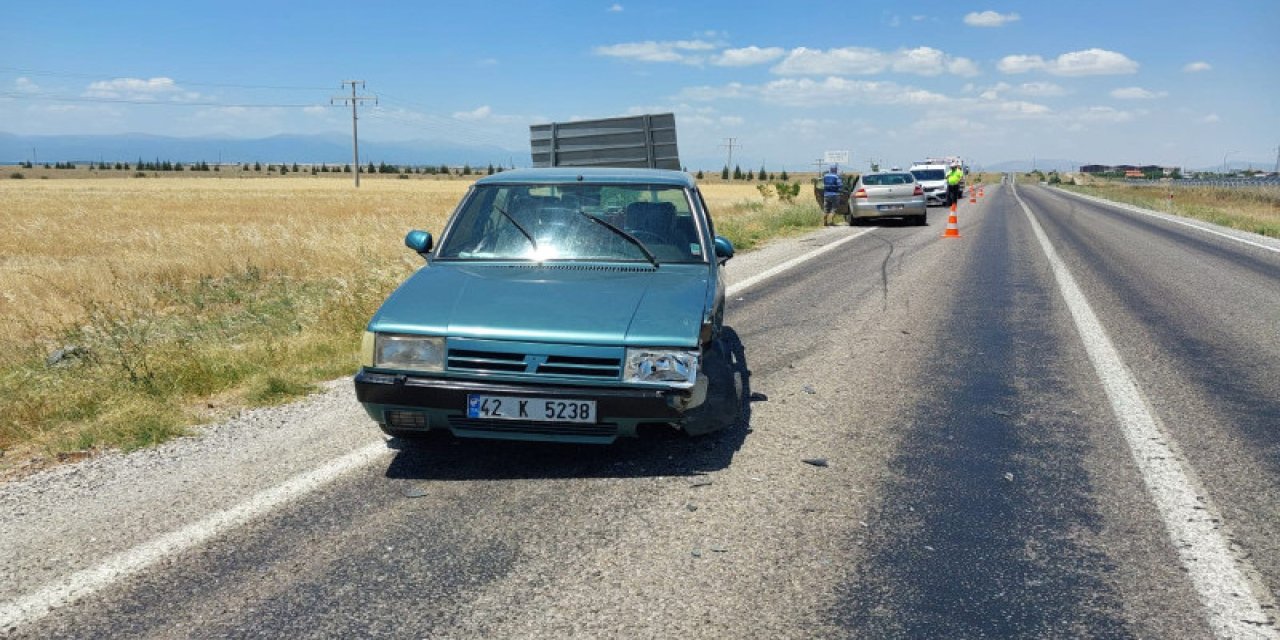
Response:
823,150,850,165
531,113,680,170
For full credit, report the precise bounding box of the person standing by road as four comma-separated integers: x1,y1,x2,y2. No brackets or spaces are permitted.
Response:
946,163,964,207
822,166,842,226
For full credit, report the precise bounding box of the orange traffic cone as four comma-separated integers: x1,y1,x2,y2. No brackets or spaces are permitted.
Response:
943,205,960,238
969,189,977,204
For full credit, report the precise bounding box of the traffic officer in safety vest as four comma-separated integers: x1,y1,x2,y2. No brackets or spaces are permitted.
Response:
946,164,964,206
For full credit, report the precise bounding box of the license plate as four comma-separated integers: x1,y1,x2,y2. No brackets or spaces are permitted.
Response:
877,204,904,211
466,395,596,423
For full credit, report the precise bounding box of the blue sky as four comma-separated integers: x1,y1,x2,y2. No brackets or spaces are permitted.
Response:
3,1,1278,171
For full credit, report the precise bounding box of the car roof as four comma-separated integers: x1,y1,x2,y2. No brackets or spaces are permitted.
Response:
474,167,696,188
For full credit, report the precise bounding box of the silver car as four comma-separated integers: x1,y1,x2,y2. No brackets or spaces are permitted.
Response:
850,171,928,226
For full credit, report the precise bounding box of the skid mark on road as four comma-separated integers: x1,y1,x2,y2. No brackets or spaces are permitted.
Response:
1013,184,1278,639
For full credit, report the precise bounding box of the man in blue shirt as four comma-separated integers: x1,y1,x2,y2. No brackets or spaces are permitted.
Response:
822,166,843,226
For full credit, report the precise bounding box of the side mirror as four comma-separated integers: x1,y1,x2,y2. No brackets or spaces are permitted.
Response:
404,230,433,258
713,236,734,263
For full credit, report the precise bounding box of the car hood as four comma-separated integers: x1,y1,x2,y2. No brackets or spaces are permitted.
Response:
369,262,711,347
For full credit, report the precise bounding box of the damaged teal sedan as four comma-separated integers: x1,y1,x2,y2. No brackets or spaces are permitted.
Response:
354,168,742,444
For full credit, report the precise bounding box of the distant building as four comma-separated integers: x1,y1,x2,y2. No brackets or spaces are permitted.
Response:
1079,163,1180,177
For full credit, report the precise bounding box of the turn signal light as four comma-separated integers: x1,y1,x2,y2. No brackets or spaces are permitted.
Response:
853,188,867,199
913,184,924,196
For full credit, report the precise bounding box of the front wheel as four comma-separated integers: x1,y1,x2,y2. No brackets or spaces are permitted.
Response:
683,338,743,436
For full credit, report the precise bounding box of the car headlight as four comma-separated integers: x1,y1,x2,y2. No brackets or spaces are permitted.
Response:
624,348,699,388
371,333,445,372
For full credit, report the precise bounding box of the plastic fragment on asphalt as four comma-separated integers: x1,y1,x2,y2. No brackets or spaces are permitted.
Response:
802,458,829,468
802,385,816,394
688,475,713,487
403,485,429,498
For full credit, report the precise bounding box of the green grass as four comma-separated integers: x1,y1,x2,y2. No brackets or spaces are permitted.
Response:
0,260,410,460
715,200,824,251
1059,182,1280,239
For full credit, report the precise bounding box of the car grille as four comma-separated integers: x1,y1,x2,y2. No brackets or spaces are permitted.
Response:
448,417,619,439
447,346,622,380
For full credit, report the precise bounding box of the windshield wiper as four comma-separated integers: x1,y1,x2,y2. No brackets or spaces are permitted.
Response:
493,204,537,252
577,210,660,269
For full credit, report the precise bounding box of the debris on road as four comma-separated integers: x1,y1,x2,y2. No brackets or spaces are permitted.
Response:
1003,472,1015,482
802,458,829,468
749,392,769,402
688,475,713,487
403,485,429,498
802,385,817,394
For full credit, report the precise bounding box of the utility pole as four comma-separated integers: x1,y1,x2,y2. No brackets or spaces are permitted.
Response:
719,137,739,172
332,81,377,187
1273,144,1279,174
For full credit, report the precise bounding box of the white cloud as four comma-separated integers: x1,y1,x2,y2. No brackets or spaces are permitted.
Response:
712,46,785,67
1017,81,1067,97
1073,106,1137,123
973,81,1066,101
772,46,980,77
608,3,623,11
997,54,1044,74
997,49,1138,76
964,11,1020,27
1110,86,1167,100
453,105,493,120
1201,113,1220,123
82,77,202,101
1183,61,1212,73
758,77,951,107
15,77,40,93
594,39,718,64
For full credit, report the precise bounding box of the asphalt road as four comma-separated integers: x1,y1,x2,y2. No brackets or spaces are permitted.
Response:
2,182,1278,638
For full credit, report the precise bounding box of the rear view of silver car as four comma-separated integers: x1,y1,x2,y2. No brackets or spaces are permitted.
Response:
850,171,928,226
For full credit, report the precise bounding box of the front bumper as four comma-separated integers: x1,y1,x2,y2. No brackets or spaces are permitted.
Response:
922,187,947,205
354,370,697,443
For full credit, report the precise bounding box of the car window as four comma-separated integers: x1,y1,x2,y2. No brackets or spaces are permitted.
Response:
911,169,945,181
436,184,706,264
863,173,915,186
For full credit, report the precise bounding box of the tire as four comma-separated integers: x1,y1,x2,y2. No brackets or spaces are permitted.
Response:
916,214,927,226
683,338,743,436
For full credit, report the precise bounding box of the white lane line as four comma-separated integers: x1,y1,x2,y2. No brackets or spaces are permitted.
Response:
728,228,875,296
1048,187,1280,255
0,440,389,633
1012,185,1278,639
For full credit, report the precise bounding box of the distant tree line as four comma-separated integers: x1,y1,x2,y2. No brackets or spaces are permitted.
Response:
10,159,513,177
714,164,788,182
